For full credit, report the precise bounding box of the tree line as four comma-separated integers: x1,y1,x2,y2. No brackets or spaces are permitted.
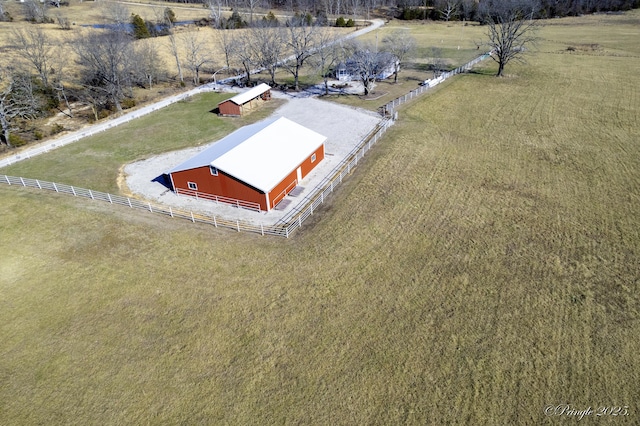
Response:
107,0,640,21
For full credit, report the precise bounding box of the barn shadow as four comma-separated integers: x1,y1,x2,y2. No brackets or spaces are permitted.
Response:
209,107,221,115
152,174,172,190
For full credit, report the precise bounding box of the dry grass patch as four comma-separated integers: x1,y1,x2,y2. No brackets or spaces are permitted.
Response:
0,10,639,425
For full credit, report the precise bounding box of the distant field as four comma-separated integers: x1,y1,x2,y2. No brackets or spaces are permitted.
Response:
1,10,639,425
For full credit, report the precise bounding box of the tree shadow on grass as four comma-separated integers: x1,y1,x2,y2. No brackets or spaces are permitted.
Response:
466,68,496,76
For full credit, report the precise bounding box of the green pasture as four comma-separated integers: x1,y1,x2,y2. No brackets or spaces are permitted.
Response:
1,10,639,425
0,93,284,193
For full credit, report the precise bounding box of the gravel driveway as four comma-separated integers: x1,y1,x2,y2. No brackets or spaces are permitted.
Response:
123,91,382,226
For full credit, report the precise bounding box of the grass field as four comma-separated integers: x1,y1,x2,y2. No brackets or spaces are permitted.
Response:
1,10,639,425
0,93,286,193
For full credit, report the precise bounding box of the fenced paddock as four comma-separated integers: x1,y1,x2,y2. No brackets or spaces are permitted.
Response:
0,52,488,237
0,118,393,238
381,52,491,117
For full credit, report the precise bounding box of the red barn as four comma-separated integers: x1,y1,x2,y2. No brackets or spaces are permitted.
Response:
218,83,272,116
167,117,326,212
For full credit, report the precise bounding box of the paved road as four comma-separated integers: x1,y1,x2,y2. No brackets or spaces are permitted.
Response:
0,20,384,169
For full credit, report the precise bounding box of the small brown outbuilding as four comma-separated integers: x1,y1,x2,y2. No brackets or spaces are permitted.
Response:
218,83,272,117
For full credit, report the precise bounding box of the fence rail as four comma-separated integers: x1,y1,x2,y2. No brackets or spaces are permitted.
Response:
381,52,491,116
175,187,262,212
0,86,217,169
0,118,393,238
0,51,488,237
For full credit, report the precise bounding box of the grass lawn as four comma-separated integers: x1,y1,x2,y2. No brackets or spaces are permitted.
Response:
1,10,639,425
0,92,285,193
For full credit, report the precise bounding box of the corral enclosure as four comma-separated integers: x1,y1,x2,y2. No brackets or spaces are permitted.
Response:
1,10,640,425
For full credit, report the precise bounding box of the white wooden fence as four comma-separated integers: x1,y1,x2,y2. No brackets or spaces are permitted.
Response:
0,51,487,237
0,118,394,237
381,52,491,117
0,86,217,169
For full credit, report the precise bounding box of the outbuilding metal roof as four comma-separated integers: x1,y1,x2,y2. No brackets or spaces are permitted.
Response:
221,83,272,106
167,116,326,193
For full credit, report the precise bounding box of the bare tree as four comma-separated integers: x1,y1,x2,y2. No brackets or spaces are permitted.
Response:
362,0,379,20
182,31,212,86
250,25,284,86
11,27,54,88
345,41,394,95
216,30,238,72
102,1,130,31
77,85,105,122
167,32,184,84
282,23,318,91
428,46,446,77
206,0,224,27
382,29,416,83
0,72,40,147
23,0,49,23
244,0,263,23
233,30,257,85
136,39,164,89
312,29,343,95
56,13,72,30
348,0,361,17
480,0,540,77
436,0,459,21
73,30,136,111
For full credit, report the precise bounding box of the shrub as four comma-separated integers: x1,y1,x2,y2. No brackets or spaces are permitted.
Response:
226,10,246,29
263,11,278,26
335,16,346,27
164,8,176,24
34,130,44,140
131,14,150,39
346,18,355,27
9,134,27,147
121,98,136,109
50,123,65,135
304,12,313,26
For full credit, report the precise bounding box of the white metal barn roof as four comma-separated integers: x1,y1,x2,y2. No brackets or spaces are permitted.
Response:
167,116,326,193
224,83,272,106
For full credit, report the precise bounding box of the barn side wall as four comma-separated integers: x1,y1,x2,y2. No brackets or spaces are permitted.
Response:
267,144,325,209
268,169,299,209
218,100,241,116
170,166,267,210
299,144,325,179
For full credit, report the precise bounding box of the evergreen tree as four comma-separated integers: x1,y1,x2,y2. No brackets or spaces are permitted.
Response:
131,14,150,39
